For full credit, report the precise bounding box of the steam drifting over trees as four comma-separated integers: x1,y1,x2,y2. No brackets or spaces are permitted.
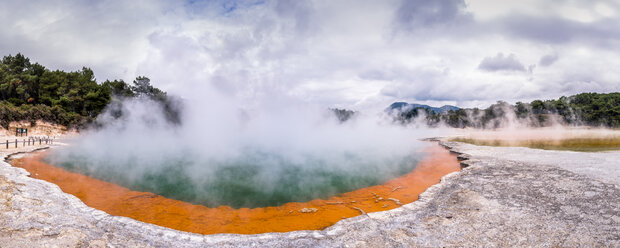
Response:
1,53,618,130
389,92,620,128
0,54,177,129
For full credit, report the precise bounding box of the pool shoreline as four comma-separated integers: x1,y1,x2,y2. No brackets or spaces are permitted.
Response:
1,139,618,247
7,142,461,235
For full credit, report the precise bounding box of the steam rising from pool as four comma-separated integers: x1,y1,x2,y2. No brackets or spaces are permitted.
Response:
46,92,443,208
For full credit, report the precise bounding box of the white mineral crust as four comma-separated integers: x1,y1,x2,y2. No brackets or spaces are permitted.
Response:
0,141,618,247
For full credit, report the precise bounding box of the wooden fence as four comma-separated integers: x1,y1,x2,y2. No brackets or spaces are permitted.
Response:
2,137,55,149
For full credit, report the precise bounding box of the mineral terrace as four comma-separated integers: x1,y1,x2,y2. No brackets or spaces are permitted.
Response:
0,141,618,247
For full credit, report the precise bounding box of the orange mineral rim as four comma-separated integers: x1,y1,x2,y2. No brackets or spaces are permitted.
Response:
11,143,460,235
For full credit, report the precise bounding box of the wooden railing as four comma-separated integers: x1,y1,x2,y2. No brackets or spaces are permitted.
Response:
2,137,55,149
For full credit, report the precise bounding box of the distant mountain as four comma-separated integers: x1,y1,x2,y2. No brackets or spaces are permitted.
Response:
437,105,460,113
386,102,460,114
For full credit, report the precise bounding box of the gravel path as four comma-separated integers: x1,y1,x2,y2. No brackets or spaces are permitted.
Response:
0,142,618,247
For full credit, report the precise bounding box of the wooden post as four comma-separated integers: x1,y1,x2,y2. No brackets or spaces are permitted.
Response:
39,138,42,145
28,139,30,146
15,139,17,148
23,139,25,147
5,140,7,149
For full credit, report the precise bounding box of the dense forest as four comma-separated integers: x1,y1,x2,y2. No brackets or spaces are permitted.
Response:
0,54,176,129
391,92,620,128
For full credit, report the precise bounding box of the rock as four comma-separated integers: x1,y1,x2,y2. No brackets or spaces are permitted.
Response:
298,208,318,213
387,198,402,205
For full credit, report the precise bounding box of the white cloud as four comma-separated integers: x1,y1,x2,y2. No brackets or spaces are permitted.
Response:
1,0,619,110
478,53,526,72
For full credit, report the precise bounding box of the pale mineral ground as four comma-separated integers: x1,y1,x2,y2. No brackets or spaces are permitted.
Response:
0,139,618,247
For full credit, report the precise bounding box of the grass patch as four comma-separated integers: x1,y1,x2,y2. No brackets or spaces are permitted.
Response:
452,137,620,152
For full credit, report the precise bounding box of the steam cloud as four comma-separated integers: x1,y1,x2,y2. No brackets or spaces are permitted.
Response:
47,85,445,208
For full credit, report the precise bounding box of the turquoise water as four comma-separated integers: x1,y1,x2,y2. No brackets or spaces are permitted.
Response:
46,150,420,208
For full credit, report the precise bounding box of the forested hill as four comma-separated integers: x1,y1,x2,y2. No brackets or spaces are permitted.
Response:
0,53,175,129
390,92,620,128
386,102,460,114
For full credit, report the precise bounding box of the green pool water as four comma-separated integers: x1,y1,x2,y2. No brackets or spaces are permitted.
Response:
45,150,420,208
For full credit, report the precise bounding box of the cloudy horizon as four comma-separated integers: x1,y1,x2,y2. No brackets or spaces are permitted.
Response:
1,0,619,110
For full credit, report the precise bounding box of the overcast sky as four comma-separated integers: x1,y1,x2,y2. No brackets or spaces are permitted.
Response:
1,0,619,110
